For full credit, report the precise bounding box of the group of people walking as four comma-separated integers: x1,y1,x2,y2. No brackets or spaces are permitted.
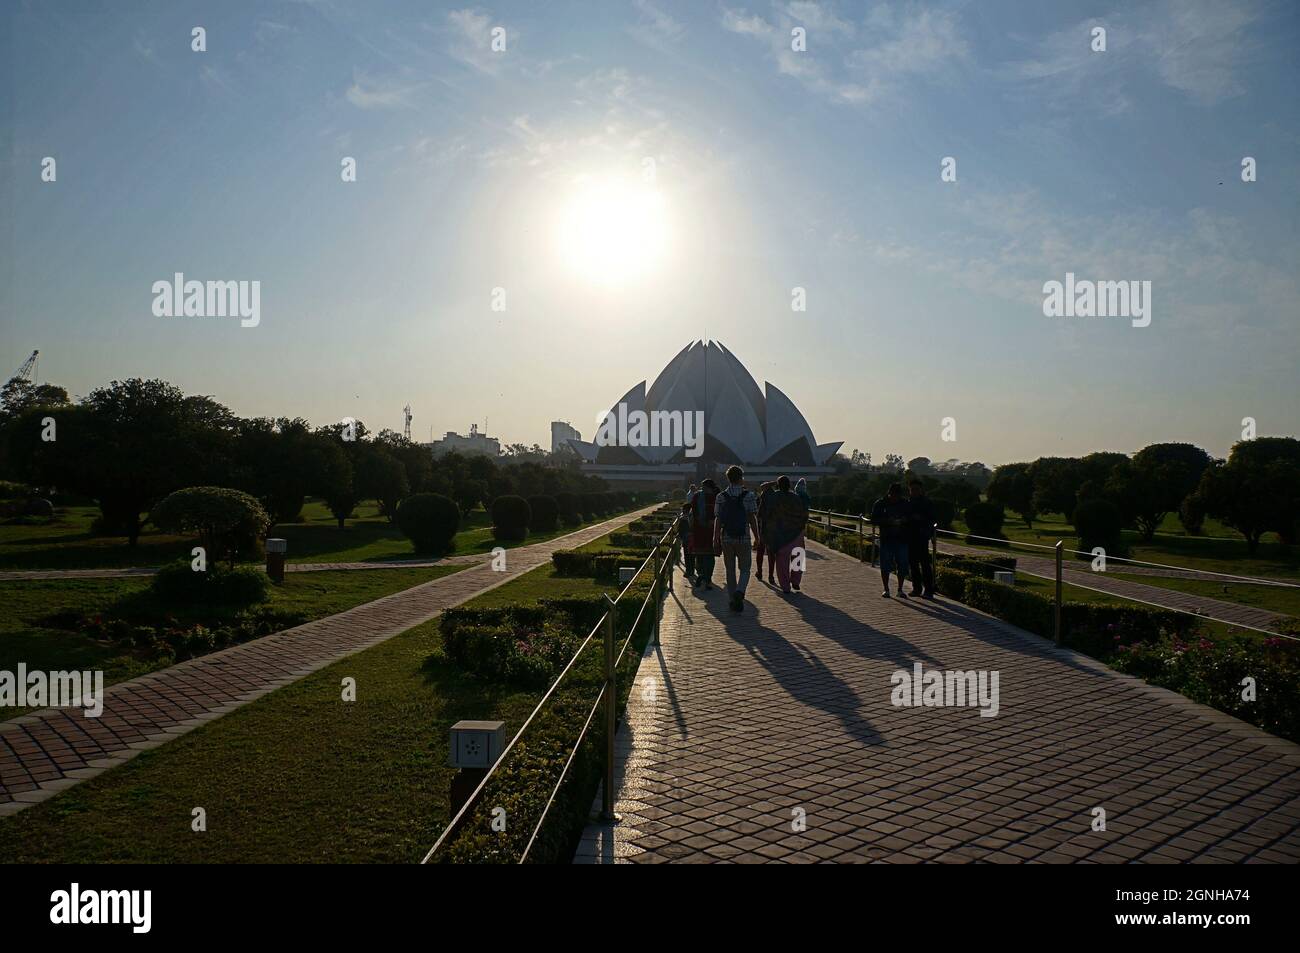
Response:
677,465,811,613
675,469,939,610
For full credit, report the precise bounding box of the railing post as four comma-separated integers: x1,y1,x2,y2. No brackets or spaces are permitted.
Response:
653,575,662,647
1054,541,1063,647
601,593,617,822
931,523,938,556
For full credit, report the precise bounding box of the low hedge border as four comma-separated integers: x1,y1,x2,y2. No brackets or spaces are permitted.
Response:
551,548,653,579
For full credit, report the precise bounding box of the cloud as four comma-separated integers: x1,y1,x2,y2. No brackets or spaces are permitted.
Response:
630,0,685,44
722,2,968,106
344,69,421,109
1006,0,1259,112
859,188,1299,347
446,7,506,73
254,20,294,46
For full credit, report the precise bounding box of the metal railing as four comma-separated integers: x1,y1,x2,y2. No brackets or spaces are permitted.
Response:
421,509,681,864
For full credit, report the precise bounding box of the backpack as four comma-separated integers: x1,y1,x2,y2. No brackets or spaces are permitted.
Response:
717,488,751,538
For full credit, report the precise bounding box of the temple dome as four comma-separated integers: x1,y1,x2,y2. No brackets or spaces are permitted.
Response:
568,340,842,467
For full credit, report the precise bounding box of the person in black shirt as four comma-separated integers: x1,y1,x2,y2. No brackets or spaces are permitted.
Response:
869,483,912,598
906,479,936,599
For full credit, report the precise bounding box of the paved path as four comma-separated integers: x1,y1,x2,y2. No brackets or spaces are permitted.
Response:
0,528,634,582
0,507,659,815
938,540,1291,633
576,541,1300,863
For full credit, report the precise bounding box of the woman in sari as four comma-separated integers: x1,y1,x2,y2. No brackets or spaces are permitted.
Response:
687,479,721,589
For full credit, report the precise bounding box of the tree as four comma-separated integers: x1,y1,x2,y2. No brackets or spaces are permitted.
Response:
1106,443,1211,541
9,379,236,545
1028,457,1082,520
987,463,1037,528
150,486,270,568
1199,438,1300,553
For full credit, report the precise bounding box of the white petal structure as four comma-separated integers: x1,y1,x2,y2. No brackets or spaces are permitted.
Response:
574,340,842,467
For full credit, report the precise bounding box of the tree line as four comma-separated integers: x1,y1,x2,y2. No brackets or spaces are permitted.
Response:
985,440,1300,552
0,377,614,546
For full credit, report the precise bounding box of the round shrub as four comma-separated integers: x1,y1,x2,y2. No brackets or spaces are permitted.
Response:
152,560,270,606
491,494,531,541
397,493,461,554
527,494,559,532
1074,498,1126,557
963,501,1005,540
554,492,581,525
150,486,271,566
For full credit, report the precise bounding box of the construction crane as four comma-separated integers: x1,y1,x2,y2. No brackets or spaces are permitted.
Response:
11,350,38,384
403,404,412,441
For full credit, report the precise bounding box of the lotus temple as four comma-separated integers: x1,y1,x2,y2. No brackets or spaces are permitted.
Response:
567,340,842,488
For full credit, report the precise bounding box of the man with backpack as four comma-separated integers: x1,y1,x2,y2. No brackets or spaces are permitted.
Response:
713,465,760,612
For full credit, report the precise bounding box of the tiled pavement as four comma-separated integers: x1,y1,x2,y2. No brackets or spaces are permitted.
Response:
0,507,659,815
576,541,1300,863
939,540,1290,633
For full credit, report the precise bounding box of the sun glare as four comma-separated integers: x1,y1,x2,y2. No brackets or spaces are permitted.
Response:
554,176,670,286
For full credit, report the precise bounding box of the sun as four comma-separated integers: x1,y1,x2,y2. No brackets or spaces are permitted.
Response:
554,175,671,286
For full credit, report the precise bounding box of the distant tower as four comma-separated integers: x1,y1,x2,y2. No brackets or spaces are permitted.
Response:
403,404,412,441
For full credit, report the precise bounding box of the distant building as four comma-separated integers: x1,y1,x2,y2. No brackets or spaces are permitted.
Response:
551,420,581,455
431,423,500,458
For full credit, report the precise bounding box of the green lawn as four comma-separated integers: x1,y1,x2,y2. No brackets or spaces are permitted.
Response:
0,520,648,862
1108,573,1300,622
0,565,467,706
0,616,540,863
0,500,647,571
953,510,1299,582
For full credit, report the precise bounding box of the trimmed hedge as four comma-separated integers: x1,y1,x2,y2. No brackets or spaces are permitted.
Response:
963,501,1005,541
1074,498,1126,558
527,494,559,532
397,493,460,554
491,494,531,541
551,548,653,578
554,492,581,526
934,552,1017,578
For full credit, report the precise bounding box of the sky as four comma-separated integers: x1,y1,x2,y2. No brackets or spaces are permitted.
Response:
2,0,1298,467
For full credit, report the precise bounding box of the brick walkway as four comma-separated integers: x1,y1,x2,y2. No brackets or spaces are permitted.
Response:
576,541,1300,863
0,507,658,815
939,540,1290,632
0,544,584,582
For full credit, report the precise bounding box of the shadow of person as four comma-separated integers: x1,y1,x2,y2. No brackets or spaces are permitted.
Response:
697,593,887,749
